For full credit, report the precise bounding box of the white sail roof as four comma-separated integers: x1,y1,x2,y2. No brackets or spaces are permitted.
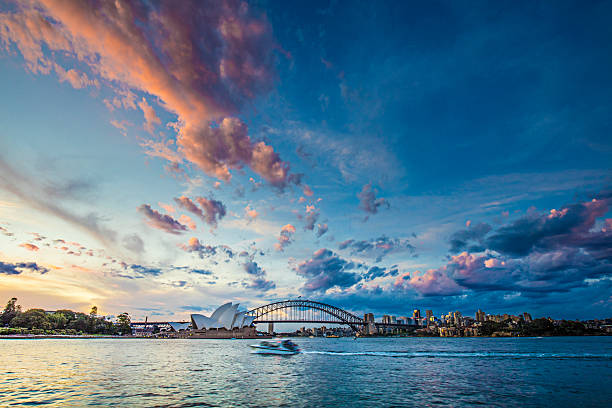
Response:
219,303,239,329
169,322,190,331
189,302,254,330
210,302,233,322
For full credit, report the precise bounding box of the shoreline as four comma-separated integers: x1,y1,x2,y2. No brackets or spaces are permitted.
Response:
1,334,609,339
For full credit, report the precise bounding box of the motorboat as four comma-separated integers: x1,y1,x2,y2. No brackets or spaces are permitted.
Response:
250,339,300,355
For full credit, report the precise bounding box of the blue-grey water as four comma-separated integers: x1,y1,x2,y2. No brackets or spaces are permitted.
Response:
1,336,611,407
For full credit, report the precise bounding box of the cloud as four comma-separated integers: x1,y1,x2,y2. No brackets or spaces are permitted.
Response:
394,269,464,297
174,196,204,219
293,248,362,293
19,243,39,251
55,65,98,89
303,184,314,197
275,224,296,252
340,235,416,262
138,204,188,234
484,194,611,257
129,264,162,276
0,0,300,188
0,156,117,246
191,269,213,276
138,97,161,134
448,222,492,253
158,202,176,213
358,183,389,216
316,223,328,238
122,234,145,253
179,214,197,230
0,260,49,275
242,260,276,291
178,237,234,260
195,197,226,228
304,206,319,231
244,205,258,222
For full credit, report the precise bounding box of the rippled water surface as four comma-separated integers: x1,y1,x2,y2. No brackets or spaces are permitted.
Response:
1,336,611,407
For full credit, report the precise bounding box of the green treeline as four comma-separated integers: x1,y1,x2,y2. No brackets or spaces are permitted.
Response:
0,298,132,336
479,318,598,337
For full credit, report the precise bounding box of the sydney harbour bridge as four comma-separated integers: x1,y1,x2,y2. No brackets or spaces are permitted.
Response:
132,299,418,331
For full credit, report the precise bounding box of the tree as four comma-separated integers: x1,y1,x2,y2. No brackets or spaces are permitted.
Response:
116,312,131,335
48,312,68,330
1,297,22,326
10,309,51,330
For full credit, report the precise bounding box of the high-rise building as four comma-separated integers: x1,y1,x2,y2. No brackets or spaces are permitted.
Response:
426,310,433,320
476,309,485,322
413,309,421,319
523,312,532,323
453,311,462,326
382,315,391,324
391,316,397,324
364,313,374,323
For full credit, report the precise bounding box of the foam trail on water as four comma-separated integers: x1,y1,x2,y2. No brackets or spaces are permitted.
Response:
301,351,612,359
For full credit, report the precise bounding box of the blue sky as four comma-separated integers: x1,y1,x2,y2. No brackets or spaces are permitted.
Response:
0,0,610,321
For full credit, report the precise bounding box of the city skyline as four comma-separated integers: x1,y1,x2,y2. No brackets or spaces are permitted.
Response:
1,0,611,321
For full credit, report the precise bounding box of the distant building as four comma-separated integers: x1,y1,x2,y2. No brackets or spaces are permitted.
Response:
364,313,375,323
523,312,532,323
413,309,421,319
476,309,485,322
453,311,462,326
382,315,392,324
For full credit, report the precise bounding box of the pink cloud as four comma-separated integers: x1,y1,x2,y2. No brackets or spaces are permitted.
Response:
179,214,197,230
303,184,314,197
0,1,298,188
158,202,176,213
19,243,39,251
275,223,296,252
138,204,187,234
138,97,161,134
244,205,258,222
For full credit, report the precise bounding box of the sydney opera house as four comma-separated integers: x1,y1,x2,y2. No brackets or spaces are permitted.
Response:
169,302,258,338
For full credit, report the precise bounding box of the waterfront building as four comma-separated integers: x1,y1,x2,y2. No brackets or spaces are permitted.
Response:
382,315,392,324
425,310,433,325
391,316,397,324
523,312,533,323
413,309,421,319
476,309,485,322
364,313,375,323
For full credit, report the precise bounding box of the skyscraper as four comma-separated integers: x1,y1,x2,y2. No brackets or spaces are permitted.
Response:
413,309,421,319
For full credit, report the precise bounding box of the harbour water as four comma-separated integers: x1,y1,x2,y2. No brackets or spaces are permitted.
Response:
1,336,611,407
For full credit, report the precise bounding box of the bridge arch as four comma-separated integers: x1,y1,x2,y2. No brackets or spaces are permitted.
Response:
246,299,364,330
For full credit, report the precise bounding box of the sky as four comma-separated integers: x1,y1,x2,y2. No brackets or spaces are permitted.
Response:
0,0,611,322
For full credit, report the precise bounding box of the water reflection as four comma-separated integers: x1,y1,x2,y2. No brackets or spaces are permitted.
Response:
1,337,611,407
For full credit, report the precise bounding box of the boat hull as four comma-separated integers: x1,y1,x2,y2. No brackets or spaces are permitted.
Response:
249,345,300,355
